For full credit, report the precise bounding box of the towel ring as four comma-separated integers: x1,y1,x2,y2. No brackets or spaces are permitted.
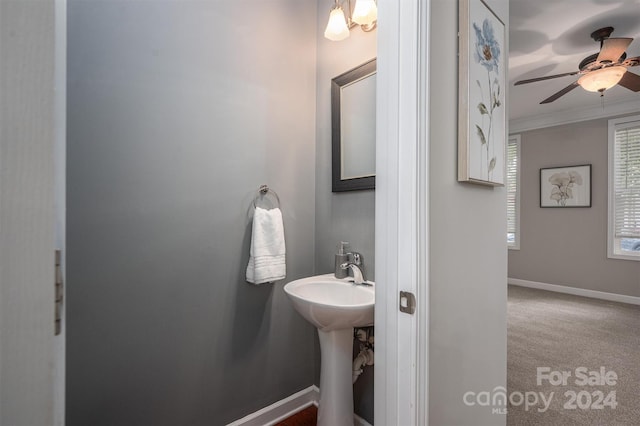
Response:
253,185,281,210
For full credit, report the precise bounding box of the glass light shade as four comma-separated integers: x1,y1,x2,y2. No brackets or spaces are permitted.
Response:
352,0,378,26
324,7,350,41
578,66,627,92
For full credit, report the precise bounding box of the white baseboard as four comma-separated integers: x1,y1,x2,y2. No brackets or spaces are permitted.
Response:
508,278,640,306
354,413,372,426
226,386,319,426
226,385,373,426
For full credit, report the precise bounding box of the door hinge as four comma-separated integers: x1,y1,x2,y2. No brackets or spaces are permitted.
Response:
55,249,63,335
399,291,416,315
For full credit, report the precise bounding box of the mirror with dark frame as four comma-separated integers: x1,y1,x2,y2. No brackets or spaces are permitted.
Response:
331,58,376,192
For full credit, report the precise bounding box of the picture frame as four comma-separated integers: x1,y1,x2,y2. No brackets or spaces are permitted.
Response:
540,165,592,208
458,0,506,186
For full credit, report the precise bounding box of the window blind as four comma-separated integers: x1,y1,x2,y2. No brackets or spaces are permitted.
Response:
613,123,640,238
506,136,519,240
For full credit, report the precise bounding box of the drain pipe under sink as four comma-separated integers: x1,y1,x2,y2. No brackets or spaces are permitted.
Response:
352,347,374,384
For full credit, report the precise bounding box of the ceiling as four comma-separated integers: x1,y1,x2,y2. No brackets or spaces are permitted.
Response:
508,0,640,123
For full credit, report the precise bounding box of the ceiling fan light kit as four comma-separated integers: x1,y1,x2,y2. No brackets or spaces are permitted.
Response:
578,66,627,93
514,27,640,104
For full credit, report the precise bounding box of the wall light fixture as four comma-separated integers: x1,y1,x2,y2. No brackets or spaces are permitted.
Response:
324,0,377,42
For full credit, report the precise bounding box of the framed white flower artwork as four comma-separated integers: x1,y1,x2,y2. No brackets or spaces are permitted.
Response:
540,165,592,208
458,0,506,186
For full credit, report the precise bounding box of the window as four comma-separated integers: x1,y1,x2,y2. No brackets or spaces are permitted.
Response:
609,115,640,260
507,135,520,249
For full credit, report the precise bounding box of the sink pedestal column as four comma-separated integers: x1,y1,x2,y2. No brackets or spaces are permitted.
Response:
317,328,354,426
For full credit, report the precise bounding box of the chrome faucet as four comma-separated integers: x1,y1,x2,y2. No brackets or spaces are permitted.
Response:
340,252,370,285
340,262,366,285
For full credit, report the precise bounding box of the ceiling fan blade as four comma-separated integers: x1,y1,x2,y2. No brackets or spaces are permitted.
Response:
540,82,580,104
621,56,640,67
514,71,579,85
618,71,640,92
597,38,633,63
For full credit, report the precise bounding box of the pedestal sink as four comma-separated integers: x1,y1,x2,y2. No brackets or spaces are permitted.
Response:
283,274,374,426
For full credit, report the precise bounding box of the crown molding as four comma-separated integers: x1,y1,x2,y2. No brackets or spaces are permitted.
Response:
509,98,640,134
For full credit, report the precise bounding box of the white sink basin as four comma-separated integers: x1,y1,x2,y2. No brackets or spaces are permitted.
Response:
284,273,375,425
283,274,374,332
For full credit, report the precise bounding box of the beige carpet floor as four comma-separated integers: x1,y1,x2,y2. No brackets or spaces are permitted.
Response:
507,286,640,426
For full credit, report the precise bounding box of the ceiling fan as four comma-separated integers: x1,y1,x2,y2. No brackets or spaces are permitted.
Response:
514,27,640,104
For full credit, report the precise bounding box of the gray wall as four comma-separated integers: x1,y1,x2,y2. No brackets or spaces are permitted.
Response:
314,4,377,424
314,19,377,281
508,118,640,297
428,0,508,425
66,1,318,425
0,1,56,425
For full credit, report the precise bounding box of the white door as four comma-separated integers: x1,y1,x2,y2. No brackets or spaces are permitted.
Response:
375,0,430,425
0,0,64,425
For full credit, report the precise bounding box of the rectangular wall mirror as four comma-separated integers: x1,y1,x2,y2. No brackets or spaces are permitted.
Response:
331,58,376,192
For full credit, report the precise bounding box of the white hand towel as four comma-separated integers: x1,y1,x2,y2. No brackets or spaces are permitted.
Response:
246,207,286,284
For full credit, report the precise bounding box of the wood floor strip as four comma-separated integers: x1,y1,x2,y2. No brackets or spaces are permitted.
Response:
275,405,317,426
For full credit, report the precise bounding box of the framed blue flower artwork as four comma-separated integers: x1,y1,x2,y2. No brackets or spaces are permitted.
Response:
458,0,506,186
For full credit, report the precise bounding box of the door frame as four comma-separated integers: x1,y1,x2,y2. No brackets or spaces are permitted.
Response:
0,0,59,424
54,0,67,424
50,0,429,423
375,0,430,424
